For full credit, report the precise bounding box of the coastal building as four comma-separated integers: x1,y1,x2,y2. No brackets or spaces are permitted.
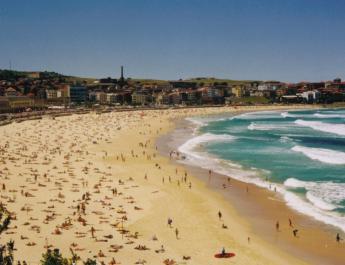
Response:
281,95,301,103
68,86,87,103
7,96,35,109
169,92,182,105
58,84,70,98
231,85,244,97
88,92,97,102
0,97,10,110
46,89,58,99
131,91,152,105
250,90,264,97
207,87,224,98
301,90,320,103
5,87,20,97
258,81,282,91
91,91,107,104
106,93,119,104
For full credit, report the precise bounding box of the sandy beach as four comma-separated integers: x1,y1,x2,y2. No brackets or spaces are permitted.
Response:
0,105,343,265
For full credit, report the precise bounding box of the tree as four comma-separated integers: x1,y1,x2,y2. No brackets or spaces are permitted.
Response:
83,259,97,265
41,249,69,265
0,204,14,265
41,248,86,265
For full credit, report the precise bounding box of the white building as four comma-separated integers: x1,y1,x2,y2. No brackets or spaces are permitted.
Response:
46,89,58,99
301,90,320,103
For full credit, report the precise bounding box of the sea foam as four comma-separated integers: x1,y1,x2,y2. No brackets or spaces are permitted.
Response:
294,119,345,136
178,133,236,158
248,122,289,131
284,178,345,211
291,145,345,165
313,113,345,118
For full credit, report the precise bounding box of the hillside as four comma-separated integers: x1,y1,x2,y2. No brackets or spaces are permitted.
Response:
0,69,96,84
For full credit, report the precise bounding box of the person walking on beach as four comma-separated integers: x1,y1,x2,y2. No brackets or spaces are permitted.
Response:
218,211,222,221
175,228,179,239
336,233,342,242
289,218,293,227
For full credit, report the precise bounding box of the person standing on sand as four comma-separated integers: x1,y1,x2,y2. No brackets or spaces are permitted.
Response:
91,226,95,238
221,247,226,256
289,218,293,227
168,218,172,228
276,221,280,232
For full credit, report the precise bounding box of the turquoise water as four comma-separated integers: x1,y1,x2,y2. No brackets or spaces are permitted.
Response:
179,109,345,232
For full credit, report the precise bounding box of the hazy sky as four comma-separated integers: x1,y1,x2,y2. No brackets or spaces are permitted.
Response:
1,0,345,82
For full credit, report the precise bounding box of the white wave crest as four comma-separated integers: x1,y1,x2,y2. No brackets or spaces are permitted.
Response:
178,133,236,159
291,145,345,165
234,111,281,120
294,119,345,136
279,136,293,143
248,122,289,131
281,112,297,118
185,117,207,127
284,178,345,211
313,113,345,118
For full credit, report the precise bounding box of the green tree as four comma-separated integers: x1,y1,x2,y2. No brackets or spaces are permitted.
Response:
0,204,14,265
41,249,69,265
83,259,97,265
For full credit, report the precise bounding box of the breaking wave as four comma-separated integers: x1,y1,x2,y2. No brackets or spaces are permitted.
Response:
294,119,345,136
291,145,345,165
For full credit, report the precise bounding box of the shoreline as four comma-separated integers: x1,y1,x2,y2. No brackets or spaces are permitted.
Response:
0,104,343,265
156,107,345,265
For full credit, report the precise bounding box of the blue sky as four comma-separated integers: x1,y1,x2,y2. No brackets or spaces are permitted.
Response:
0,0,345,82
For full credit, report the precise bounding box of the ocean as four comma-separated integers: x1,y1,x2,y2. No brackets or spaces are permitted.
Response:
179,108,345,232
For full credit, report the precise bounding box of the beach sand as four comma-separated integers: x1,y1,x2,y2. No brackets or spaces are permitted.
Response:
0,105,343,265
